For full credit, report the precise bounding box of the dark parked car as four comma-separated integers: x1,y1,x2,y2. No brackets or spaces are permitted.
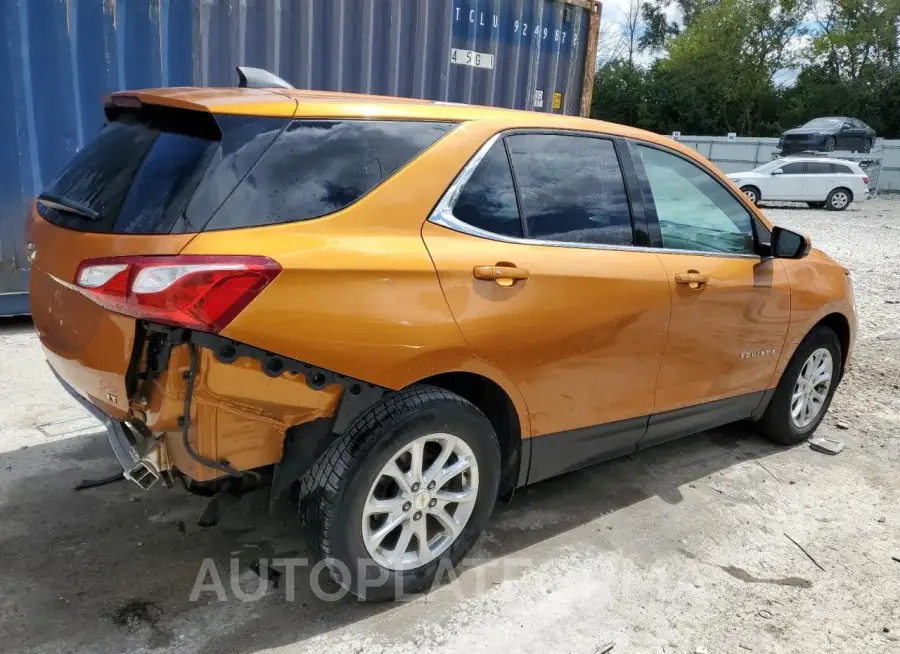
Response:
779,117,876,154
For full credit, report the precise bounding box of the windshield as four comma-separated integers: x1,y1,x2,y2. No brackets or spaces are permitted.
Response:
802,118,844,129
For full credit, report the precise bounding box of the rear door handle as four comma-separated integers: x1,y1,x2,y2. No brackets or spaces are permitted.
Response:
674,272,709,289
473,265,530,287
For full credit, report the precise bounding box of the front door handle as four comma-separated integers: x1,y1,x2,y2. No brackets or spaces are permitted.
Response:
473,265,530,287
674,271,709,289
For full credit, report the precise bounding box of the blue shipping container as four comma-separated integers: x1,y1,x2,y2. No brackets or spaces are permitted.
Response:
0,0,601,316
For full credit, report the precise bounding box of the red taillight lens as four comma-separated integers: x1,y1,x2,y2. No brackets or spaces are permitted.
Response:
863,176,870,185
73,255,281,332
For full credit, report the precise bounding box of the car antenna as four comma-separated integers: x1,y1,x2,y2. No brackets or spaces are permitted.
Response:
235,66,294,90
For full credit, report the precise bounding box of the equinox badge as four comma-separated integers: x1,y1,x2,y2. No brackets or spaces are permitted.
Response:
741,349,777,360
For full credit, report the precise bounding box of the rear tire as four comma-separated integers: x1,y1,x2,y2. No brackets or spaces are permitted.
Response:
863,138,873,153
740,186,761,205
824,136,836,152
756,327,842,445
299,385,501,601
826,188,852,211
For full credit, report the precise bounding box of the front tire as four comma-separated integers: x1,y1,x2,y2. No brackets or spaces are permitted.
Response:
299,385,501,601
826,188,852,211
756,327,842,445
740,186,761,205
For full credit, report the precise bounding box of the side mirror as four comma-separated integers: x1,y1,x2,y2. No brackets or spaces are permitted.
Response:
771,226,811,259
772,169,783,175
841,123,851,131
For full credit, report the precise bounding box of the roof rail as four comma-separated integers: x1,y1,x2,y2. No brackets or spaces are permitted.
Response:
235,66,294,90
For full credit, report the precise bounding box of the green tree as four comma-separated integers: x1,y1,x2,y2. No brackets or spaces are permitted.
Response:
782,0,900,134
590,60,647,126
590,0,900,138
810,0,900,81
662,0,809,134
639,0,718,52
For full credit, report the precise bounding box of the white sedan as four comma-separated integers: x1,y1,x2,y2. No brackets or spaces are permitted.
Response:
728,157,869,211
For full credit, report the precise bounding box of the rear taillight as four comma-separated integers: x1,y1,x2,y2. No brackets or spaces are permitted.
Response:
863,176,870,185
73,255,281,332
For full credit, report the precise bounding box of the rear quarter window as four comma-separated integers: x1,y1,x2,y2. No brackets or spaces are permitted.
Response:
204,120,454,230
452,141,523,238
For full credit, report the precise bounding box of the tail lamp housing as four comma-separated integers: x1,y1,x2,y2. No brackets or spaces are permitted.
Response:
73,255,281,333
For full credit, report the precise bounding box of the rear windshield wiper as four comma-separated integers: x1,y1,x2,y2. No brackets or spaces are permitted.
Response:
37,193,101,221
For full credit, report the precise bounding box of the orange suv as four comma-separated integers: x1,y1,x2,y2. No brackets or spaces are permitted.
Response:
28,74,856,600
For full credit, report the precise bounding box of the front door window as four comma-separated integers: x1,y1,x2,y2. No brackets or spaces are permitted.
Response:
633,145,756,254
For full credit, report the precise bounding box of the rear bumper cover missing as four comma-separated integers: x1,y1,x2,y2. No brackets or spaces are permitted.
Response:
49,364,161,490
50,327,390,494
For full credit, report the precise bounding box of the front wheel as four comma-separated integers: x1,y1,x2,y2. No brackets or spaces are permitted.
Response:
299,386,501,600
740,186,760,205
824,136,836,152
826,188,852,211
756,327,842,445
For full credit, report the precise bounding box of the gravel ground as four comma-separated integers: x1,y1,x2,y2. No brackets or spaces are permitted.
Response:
0,199,898,654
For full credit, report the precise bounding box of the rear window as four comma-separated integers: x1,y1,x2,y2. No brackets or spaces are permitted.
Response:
38,107,453,234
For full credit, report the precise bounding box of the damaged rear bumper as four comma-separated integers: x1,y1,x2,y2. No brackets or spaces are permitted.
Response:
50,364,163,490
47,325,390,492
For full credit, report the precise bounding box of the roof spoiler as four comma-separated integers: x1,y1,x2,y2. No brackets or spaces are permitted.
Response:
235,66,294,90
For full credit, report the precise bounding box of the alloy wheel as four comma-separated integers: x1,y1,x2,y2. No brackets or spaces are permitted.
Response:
362,433,479,571
790,347,833,430
830,191,850,209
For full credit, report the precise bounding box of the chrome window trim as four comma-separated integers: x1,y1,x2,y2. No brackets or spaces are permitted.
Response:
427,132,763,261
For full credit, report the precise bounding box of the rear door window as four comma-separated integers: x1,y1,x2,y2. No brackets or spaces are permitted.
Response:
805,162,831,174
452,141,523,238
830,163,852,174
505,134,634,246
205,121,454,230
